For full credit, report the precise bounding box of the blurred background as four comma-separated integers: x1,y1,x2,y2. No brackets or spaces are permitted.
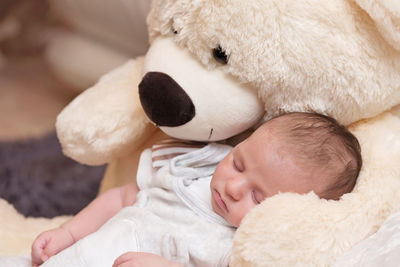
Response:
0,0,151,218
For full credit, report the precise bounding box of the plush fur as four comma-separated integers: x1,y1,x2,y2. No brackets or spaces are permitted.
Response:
1,0,400,265
0,198,69,256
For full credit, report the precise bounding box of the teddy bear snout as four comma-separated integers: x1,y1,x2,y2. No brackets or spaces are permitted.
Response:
139,71,196,127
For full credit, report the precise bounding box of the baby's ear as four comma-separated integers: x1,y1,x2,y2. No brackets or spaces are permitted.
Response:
354,0,400,51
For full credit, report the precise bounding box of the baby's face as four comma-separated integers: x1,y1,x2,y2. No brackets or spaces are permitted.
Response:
210,123,326,227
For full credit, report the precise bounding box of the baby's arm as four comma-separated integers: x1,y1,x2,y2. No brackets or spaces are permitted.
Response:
31,182,139,266
63,182,139,241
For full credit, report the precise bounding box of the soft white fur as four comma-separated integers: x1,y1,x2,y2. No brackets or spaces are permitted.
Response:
56,58,157,165
0,199,69,256
1,0,399,266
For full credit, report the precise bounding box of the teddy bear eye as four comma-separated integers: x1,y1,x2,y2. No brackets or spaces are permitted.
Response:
212,45,229,64
171,25,178,34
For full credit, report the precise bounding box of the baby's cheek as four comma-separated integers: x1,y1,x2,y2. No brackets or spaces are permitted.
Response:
240,203,257,225
230,208,250,227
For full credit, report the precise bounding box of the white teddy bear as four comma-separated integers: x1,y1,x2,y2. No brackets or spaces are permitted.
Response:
1,0,399,266
55,1,400,266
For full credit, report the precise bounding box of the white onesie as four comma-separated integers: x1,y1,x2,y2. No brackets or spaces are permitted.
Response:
41,142,235,267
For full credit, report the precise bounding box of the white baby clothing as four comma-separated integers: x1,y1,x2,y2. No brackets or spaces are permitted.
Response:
41,141,235,267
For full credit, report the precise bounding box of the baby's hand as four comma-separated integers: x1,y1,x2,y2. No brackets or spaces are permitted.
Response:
112,252,182,267
31,227,75,266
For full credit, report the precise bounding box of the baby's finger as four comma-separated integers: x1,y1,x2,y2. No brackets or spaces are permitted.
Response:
42,241,61,258
115,262,135,267
31,237,47,265
31,252,42,266
31,245,42,265
113,252,136,267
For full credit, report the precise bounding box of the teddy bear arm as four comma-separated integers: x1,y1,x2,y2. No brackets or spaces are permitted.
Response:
56,58,156,166
354,0,400,51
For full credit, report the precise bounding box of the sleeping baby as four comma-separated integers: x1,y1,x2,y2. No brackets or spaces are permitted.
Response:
31,112,362,267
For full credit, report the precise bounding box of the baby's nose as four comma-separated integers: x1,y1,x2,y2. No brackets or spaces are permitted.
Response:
226,176,248,201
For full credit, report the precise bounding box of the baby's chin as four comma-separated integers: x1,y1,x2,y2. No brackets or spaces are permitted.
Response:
229,218,240,228
213,204,239,227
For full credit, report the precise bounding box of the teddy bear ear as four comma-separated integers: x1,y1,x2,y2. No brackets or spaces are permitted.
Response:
146,0,171,43
354,0,400,51
146,0,161,43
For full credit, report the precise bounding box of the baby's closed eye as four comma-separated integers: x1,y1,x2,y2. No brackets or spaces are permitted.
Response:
251,190,264,204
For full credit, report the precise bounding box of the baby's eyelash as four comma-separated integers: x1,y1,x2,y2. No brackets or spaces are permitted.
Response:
233,158,243,172
233,160,239,171
251,190,260,204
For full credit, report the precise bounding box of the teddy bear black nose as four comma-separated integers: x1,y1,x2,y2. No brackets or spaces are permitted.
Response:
139,72,195,127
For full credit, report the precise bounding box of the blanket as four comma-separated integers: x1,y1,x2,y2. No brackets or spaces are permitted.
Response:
1,209,400,267
0,131,105,218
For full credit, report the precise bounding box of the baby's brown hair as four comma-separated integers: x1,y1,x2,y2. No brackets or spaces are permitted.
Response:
268,112,362,200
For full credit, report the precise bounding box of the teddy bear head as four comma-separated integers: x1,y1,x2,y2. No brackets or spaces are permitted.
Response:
56,0,400,166
139,0,400,142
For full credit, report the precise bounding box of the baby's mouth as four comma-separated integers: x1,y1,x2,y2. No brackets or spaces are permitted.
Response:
214,189,228,213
